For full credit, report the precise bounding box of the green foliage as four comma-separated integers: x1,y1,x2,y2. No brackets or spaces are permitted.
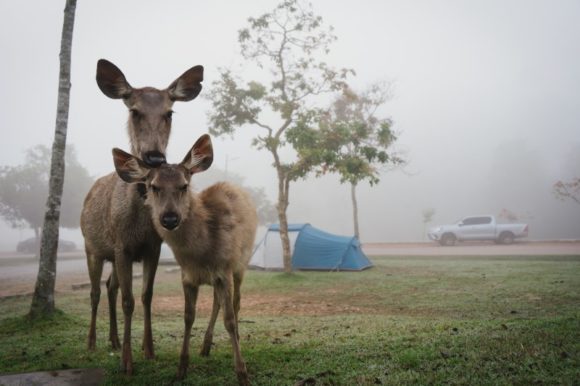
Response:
206,0,353,177
289,83,405,187
0,145,94,232
207,71,264,136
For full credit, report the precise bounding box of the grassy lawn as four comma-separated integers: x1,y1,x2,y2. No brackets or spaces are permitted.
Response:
0,255,578,385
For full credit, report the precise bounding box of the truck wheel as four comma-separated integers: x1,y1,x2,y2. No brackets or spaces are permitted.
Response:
499,232,515,245
440,233,456,246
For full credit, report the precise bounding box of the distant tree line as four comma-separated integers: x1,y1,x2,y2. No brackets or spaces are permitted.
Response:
0,145,93,244
0,145,279,242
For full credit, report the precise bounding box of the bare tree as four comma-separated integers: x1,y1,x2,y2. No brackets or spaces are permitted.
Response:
553,178,580,206
422,208,435,240
29,0,76,318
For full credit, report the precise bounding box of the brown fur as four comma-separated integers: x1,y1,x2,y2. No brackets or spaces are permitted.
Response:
112,135,258,385
81,59,203,375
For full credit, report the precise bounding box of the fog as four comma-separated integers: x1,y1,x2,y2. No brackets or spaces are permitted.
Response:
1,0,579,250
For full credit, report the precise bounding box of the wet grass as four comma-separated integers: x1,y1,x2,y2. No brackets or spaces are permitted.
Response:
0,254,578,385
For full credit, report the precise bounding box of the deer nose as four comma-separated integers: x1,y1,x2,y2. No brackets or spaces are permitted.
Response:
161,212,180,230
143,151,166,167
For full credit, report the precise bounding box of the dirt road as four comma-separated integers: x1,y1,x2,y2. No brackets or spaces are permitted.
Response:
363,241,580,256
0,252,173,298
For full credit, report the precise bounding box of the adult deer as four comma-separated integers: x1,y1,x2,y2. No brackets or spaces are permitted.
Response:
112,134,257,386
81,59,203,375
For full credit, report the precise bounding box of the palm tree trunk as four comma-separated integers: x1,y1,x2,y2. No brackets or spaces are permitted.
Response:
351,182,360,240
29,0,77,318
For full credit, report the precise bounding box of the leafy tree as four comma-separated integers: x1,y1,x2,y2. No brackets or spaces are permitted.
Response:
0,160,43,236
30,0,76,318
206,0,351,272
0,145,93,242
289,84,405,240
422,208,436,240
553,178,580,206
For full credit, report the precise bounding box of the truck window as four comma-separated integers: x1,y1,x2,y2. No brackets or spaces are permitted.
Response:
464,217,492,225
478,217,492,225
463,217,477,225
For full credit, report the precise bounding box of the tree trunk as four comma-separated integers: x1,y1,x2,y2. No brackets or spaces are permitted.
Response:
276,168,292,273
29,0,76,319
351,182,360,240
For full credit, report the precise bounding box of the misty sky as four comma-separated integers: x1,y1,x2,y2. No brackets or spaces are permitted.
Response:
1,0,579,249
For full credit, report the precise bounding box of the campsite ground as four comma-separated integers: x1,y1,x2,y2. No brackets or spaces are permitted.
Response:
1,241,578,298
0,245,578,385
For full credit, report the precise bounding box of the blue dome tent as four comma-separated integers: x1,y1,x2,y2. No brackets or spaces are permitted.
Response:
250,223,373,271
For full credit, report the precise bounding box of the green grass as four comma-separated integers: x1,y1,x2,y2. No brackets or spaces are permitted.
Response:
0,255,579,385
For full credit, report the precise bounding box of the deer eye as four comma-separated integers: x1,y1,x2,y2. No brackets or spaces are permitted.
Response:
164,110,173,120
179,184,188,193
151,185,161,194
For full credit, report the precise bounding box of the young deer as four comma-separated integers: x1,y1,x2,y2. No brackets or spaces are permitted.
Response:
112,134,258,386
81,59,203,375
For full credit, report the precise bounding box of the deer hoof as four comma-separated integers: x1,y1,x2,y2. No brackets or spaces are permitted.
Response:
176,367,187,381
120,349,133,375
120,360,133,376
199,344,211,357
176,354,189,380
110,337,121,350
237,371,251,386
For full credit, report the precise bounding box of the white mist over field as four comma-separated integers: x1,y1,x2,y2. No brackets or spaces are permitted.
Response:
0,0,579,250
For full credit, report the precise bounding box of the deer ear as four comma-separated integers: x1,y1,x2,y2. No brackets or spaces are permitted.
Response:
112,148,150,183
97,59,133,99
167,65,204,101
181,134,213,174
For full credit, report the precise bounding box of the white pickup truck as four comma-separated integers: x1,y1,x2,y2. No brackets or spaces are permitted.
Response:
428,215,529,246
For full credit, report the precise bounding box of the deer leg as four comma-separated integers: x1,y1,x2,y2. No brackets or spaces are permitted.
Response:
233,272,244,326
115,253,135,375
177,282,199,380
200,287,220,357
87,253,104,351
141,248,160,360
215,274,249,386
106,266,121,350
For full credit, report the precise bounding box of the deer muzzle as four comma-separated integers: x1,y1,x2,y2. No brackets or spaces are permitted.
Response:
160,212,180,230
143,151,166,167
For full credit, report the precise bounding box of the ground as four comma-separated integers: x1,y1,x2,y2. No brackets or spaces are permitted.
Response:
0,242,578,385
1,241,578,298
